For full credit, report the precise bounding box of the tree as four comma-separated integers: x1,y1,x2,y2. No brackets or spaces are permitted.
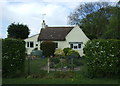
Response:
7,23,30,39
103,6,120,39
68,2,109,25
68,2,119,39
80,7,112,38
40,41,56,57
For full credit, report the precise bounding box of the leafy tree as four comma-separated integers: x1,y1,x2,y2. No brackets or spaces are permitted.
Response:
7,23,30,39
68,2,119,39
80,7,112,38
103,6,120,39
68,2,109,25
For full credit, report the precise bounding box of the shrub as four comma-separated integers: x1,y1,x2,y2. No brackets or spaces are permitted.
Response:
54,49,65,57
63,47,72,55
40,41,56,57
2,38,26,78
50,57,60,64
67,50,80,58
54,71,74,78
84,39,120,78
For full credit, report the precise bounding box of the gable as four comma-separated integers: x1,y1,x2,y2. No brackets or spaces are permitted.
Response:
24,34,39,41
66,25,89,43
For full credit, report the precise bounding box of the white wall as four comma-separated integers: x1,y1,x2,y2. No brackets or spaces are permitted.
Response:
24,34,39,55
53,25,89,56
66,25,89,56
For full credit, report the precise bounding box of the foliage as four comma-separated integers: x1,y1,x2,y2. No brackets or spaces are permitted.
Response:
83,39,120,78
80,7,111,38
40,41,56,57
54,71,74,78
63,47,72,55
54,49,65,56
68,2,120,39
86,34,97,40
50,57,60,64
2,38,26,78
103,6,120,39
67,50,80,58
7,23,30,39
68,2,109,25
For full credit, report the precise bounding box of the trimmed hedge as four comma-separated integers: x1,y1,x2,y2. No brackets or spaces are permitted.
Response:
2,38,26,78
84,39,120,78
40,41,56,57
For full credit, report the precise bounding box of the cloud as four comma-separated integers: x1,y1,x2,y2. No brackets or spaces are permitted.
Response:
0,0,119,38
1,1,80,38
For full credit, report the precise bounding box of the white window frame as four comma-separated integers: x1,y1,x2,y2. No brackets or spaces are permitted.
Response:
69,42,82,50
26,41,34,48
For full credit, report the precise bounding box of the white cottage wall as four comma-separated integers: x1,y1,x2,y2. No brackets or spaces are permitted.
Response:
24,34,39,54
65,25,89,56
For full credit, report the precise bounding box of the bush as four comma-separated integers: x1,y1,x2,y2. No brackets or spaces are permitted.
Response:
54,71,74,78
54,49,65,57
40,41,56,57
67,50,80,58
2,38,26,78
50,57,60,64
84,39,120,78
63,47,72,55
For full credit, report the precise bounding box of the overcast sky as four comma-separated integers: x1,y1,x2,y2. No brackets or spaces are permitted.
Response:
0,0,119,38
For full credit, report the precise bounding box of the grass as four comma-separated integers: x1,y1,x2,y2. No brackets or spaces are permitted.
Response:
2,77,119,84
2,58,119,84
25,58,47,74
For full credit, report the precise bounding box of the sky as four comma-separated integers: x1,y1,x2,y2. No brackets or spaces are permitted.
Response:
0,0,119,38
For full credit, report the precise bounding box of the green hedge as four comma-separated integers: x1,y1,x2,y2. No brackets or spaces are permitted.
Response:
84,39,120,78
40,41,56,57
2,38,26,78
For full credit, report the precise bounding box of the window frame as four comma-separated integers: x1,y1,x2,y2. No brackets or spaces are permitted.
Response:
26,41,34,48
69,42,83,50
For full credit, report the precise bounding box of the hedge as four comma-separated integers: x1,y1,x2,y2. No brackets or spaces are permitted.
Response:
2,38,26,78
83,39,120,78
40,41,56,57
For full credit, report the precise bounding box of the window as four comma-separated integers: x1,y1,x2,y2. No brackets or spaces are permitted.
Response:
78,44,81,48
70,44,73,48
27,42,29,47
30,42,34,48
55,43,58,48
26,41,34,48
69,42,82,50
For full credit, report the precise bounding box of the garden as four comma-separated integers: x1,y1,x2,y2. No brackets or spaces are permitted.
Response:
2,39,120,84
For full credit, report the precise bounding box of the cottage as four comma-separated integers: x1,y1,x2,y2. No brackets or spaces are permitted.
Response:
24,20,89,56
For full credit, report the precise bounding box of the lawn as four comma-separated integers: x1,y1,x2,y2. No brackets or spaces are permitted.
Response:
2,78,119,84
2,58,119,84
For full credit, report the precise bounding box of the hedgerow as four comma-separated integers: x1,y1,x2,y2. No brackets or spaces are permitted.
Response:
2,38,26,78
83,39,120,78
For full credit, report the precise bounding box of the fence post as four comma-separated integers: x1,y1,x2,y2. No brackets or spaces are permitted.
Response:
27,55,31,75
47,58,50,73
